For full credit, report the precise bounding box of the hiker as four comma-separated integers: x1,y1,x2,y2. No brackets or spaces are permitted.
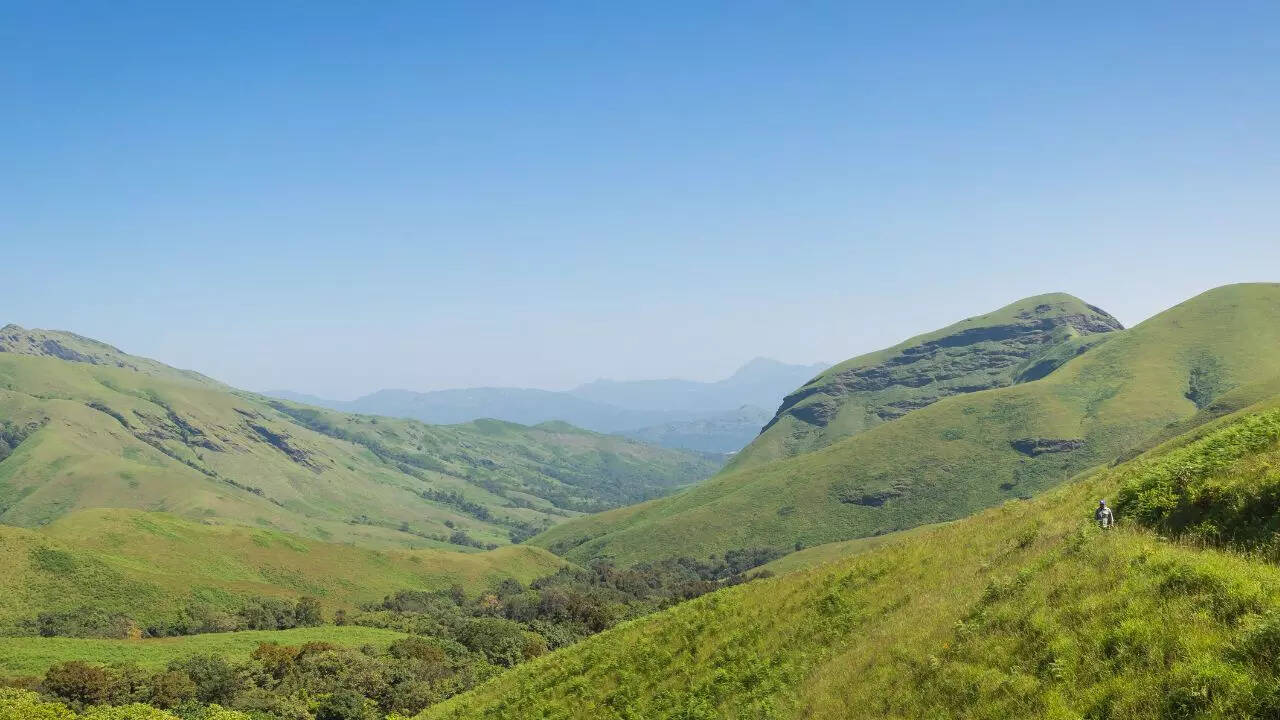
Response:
1095,499,1114,529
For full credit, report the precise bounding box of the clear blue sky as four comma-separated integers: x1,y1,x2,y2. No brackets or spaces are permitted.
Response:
3,1,1278,399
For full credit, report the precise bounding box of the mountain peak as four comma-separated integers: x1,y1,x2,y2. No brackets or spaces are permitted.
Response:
0,325,217,386
971,293,1124,333
730,292,1125,469
728,357,826,383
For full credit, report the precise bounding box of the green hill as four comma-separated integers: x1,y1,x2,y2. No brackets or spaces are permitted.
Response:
530,284,1280,565
0,626,410,677
421,391,1280,719
729,293,1123,470
0,326,718,550
0,508,566,630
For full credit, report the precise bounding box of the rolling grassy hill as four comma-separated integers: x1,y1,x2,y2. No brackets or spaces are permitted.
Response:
0,325,718,550
421,390,1280,719
530,284,1280,566
0,508,566,630
729,293,1123,470
0,626,410,677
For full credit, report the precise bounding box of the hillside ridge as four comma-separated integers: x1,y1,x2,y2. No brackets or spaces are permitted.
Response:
0,324,219,386
423,388,1280,718
0,507,566,630
732,292,1123,469
531,283,1280,566
0,335,718,549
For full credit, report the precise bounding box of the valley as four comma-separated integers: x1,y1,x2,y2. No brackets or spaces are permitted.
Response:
5,283,1280,720
268,357,823,455
0,325,718,551
422,386,1280,719
531,284,1280,565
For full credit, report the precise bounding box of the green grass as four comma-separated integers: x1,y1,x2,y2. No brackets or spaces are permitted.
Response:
0,626,408,677
0,508,567,628
420,393,1280,719
1115,406,1280,550
730,292,1123,470
531,283,1280,566
759,522,948,575
0,325,718,550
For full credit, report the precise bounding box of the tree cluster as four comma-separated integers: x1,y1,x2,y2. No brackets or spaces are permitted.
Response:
4,551,778,718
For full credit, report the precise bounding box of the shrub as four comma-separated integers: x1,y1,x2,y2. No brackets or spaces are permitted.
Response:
43,661,112,707
0,687,76,720
294,597,323,627
314,689,376,720
80,704,180,719
386,637,446,664
237,597,298,631
459,618,541,667
146,671,195,709
168,655,240,705
1116,409,1280,547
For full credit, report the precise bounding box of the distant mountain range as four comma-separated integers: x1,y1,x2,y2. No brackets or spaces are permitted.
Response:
615,405,776,455
267,358,826,453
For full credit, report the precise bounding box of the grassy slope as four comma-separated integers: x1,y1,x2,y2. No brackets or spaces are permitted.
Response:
759,522,947,575
0,626,408,677
0,508,566,627
0,330,718,549
532,283,1280,565
423,393,1280,719
729,293,1122,470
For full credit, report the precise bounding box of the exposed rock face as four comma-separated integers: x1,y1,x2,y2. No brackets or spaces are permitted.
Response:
1,324,137,369
0,419,46,464
736,295,1124,468
247,422,323,472
1010,438,1086,456
0,324,216,384
768,311,1122,435
836,487,904,507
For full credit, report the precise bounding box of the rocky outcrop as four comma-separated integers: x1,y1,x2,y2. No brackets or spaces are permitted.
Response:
247,422,323,472
760,300,1124,444
0,419,46,464
1010,438,1085,456
836,487,904,507
0,324,218,384
0,324,139,370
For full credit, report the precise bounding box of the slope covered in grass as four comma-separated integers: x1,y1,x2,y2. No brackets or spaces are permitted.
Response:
0,626,409,676
532,283,1280,565
0,327,717,549
0,508,566,630
730,293,1122,470
758,522,947,575
423,393,1280,719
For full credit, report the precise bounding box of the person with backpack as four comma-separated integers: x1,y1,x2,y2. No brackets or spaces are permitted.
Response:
1095,499,1114,529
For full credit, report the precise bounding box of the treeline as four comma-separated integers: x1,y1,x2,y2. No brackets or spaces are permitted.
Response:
415,488,546,544
4,551,779,719
355,552,780,658
6,637,496,719
0,418,43,464
22,596,325,639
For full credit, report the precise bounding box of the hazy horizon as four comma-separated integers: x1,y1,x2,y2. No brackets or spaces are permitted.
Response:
5,2,1279,398
2,283,1258,401
257,355,831,403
